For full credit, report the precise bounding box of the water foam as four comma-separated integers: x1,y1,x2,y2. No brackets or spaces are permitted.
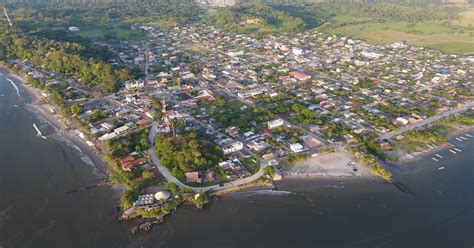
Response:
6,78,20,98
33,123,48,140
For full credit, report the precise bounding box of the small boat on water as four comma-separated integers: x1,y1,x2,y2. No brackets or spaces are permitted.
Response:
449,150,457,154
435,154,443,159
432,157,439,162
438,167,445,170
454,148,462,152
455,137,463,141
459,136,467,141
465,134,473,138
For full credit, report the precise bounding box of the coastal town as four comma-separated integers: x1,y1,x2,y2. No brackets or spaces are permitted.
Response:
6,22,474,229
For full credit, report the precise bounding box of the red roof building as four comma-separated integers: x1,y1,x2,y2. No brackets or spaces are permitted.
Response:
289,71,311,81
120,156,147,171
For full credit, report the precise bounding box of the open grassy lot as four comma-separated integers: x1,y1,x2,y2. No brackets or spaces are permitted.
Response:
323,21,474,54
451,8,474,27
78,28,145,41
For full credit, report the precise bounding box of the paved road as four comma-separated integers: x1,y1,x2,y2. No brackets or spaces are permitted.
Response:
376,101,474,141
147,122,270,193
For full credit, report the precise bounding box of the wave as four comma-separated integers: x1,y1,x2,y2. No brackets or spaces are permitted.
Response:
63,137,107,179
33,123,48,140
0,205,13,227
254,190,293,195
6,78,21,98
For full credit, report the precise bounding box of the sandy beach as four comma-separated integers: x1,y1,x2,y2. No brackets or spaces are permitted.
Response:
282,148,376,179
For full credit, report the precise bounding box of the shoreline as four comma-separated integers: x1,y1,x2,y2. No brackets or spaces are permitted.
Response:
391,126,474,166
0,66,113,181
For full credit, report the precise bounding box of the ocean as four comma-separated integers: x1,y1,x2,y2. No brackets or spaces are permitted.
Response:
0,69,473,248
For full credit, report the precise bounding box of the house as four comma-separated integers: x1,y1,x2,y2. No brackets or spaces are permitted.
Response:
120,155,147,171
396,117,409,125
267,118,284,129
292,48,303,56
185,171,217,183
124,79,145,90
185,172,200,183
289,71,311,81
222,141,244,155
68,26,80,32
225,126,240,137
114,126,129,135
98,132,118,142
289,143,304,153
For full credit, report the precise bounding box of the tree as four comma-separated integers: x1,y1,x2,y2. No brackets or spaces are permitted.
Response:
70,104,83,115
142,171,154,179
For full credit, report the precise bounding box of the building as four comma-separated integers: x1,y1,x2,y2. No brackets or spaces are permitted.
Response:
292,48,303,56
290,143,304,153
185,171,217,183
134,194,155,206
114,126,129,135
267,118,284,129
289,71,311,81
125,79,145,90
119,155,147,171
396,117,409,125
154,190,171,201
68,26,80,32
222,141,244,155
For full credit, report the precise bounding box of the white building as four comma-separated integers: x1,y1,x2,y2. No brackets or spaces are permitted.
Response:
267,118,284,129
292,48,303,56
68,26,80,32
396,117,409,125
222,141,244,155
290,143,304,153
114,126,129,135
125,80,145,90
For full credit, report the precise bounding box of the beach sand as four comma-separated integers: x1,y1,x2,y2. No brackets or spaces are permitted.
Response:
282,148,375,179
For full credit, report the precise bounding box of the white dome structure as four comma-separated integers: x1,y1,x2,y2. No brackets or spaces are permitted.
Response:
154,190,171,201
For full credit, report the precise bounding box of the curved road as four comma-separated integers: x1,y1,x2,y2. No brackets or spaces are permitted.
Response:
147,122,270,193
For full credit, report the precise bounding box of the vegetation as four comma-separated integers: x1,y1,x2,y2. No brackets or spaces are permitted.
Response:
154,131,224,182
398,111,474,152
104,128,150,159
0,28,133,92
198,97,274,132
204,3,306,35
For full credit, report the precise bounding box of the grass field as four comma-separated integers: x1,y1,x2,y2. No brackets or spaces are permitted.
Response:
78,28,145,41
451,9,474,27
323,20,474,54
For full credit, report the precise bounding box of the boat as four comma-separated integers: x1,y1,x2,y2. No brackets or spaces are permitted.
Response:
454,148,462,152
460,136,467,141
465,134,472,138
455,137,463,141
449,150,457,154
435,154,443,159
432,157,438,162
438,167,445,170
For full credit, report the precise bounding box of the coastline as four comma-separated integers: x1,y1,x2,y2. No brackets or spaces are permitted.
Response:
392,126,474,166
0,66,113,181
